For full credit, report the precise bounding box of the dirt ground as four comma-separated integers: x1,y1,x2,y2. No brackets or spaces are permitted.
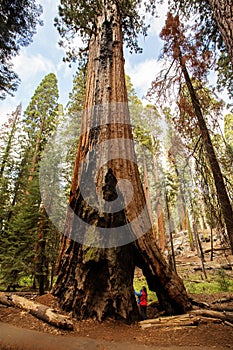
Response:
0,292,233,350
0,244,232,349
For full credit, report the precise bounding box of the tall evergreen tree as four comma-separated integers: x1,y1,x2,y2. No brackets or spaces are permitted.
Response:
150,12,233,253
0,105,22,250
0,73,59,291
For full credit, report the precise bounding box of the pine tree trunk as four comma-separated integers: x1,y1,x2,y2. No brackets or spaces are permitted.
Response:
35,205,49,295
53,2,191,321
178,50,233,254
208,0,233,65
168,152,188,232
143,155,155,236
153,154,166,251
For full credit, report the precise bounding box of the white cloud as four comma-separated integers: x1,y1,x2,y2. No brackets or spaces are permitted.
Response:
0,52,57,124
146,2,168,36
0,1,168,125
0,98,21,123
125,58,164,100
12,51,55,81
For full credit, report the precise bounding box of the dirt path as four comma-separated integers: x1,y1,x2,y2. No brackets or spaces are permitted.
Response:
0,292,233,349
0,322,231,350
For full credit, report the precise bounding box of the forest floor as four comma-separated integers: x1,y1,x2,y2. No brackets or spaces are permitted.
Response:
0,242,233,350
0,291,233,350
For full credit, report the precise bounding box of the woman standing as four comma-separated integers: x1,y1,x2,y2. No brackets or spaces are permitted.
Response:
134,286,148,320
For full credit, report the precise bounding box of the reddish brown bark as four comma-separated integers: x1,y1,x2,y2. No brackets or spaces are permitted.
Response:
143,155,156,237
208,0,233,65
153,155,166,251
53,2,191,321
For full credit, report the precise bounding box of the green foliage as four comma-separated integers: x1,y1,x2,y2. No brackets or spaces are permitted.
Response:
167,0,233,99
216,269,231,292
60,67,87,193
24,73,59,143
0,0,43,98
55,0,157,62
224,114,233,146
216,52,233,103
67,66,86,116
0,174,41,288
0,73,60,290
184,269,233,294
0,105,23,237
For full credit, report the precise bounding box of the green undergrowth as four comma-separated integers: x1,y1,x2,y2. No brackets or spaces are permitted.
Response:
182,269,233,294
134,268,233,303
1,269,232,297
0,273,34,291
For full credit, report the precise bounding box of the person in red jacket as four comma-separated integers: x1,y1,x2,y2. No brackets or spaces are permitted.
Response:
134,286,148,320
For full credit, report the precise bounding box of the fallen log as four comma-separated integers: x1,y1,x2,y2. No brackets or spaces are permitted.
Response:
139,310,232,329
224,321,233,328
191,309,233,324
197,316,221,324
212,296,233,304
139,314,199,328
204,247,231,254
190,297,233,312
210,305,233,312
189,298,210,309
0,292,73,330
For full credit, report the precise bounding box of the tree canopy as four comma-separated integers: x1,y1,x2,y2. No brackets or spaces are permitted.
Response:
55,0,157,62
0,0,43,99
167,0,233,98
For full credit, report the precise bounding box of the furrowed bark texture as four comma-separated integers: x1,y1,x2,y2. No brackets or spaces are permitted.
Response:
208,0,233,65
53,1,191,321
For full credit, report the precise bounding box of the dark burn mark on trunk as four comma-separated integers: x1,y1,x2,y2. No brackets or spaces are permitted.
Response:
69,168,127,229
100,19,113,66
102,168,117,201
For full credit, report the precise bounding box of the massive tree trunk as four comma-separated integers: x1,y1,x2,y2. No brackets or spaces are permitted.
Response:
53,2,191,321
208,0,233,65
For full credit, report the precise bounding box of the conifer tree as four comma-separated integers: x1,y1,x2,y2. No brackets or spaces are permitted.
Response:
149,12,233,253
0,104,22,233
0,73,59,291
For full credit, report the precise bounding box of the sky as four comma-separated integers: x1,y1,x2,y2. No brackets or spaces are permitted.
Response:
0,0,167,124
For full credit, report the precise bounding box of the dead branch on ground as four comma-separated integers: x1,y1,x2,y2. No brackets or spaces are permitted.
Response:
0,292,73,330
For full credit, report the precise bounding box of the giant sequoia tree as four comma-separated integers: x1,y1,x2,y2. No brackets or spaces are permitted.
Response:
52,0,191,321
